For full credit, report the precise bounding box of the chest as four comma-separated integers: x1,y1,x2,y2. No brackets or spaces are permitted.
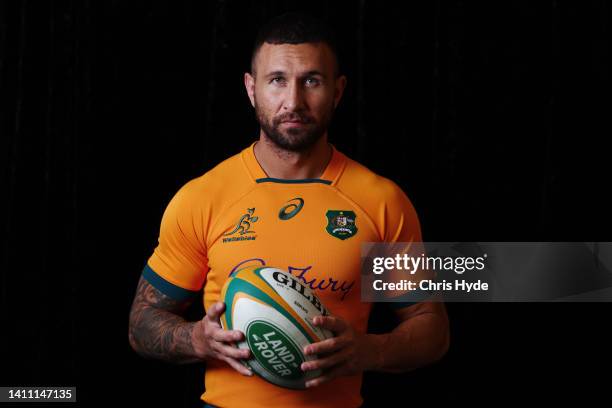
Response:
204,184,380,310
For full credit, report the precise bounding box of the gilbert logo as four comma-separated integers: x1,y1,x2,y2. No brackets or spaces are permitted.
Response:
272,271,329,315
278,197,304,221
223,208,258,243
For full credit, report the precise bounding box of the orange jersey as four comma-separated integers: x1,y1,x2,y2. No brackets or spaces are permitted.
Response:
144,141,421,408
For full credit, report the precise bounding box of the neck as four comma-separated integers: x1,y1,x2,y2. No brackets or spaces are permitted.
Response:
253,133,333,179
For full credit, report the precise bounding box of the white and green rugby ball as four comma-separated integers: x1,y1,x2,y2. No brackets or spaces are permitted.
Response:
220,265,333,389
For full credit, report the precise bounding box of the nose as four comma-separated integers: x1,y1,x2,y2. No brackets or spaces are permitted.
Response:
283,80,306,112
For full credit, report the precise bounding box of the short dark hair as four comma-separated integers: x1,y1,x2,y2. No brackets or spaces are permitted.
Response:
250,12,340,77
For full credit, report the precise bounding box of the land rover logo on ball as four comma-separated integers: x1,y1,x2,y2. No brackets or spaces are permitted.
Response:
246,321,304,380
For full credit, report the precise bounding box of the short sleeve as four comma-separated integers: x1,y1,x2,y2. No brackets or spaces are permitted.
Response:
383,181,422,243
381,181,431,308
144,180,209,300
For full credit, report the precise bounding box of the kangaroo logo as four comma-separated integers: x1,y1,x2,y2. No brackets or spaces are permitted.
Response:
224,208,259,236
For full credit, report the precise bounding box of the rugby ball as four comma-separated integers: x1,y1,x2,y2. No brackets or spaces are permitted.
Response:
220,265,333,389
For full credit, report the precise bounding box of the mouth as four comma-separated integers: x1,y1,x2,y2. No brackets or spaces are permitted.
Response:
281,120,308,127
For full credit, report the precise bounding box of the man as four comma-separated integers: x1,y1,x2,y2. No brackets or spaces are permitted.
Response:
129,12,449,408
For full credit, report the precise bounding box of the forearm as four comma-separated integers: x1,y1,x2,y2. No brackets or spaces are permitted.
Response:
368,312,449,373
129,304,201,364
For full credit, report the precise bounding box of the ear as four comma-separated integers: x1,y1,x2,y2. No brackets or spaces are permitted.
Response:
244,72,256,108
333,75,347,109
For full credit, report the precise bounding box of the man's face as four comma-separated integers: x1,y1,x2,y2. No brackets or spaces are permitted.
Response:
245,42,346,152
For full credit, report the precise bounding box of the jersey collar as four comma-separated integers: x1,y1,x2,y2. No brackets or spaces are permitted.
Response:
241,141,346,186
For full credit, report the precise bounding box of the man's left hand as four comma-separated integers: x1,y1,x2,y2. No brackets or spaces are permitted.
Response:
300,315,383,388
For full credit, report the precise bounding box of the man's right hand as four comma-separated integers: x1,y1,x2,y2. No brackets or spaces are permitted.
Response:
191,301,253,376
129,276,253,371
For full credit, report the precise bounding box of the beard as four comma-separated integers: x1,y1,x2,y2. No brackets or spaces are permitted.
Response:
255,100,334,153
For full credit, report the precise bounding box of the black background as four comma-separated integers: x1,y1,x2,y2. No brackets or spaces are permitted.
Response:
1,0,611,406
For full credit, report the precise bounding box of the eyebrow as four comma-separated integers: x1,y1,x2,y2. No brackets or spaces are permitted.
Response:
264,70,327,79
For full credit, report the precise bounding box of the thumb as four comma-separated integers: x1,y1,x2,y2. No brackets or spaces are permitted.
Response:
206,301,226,321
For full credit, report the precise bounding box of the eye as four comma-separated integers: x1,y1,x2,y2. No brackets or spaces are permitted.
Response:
305,77,321,86
270,77,286,85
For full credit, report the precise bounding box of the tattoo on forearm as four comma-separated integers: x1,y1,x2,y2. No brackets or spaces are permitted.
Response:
128,276,200,364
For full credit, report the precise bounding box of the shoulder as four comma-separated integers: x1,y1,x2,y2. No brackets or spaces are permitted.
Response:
336,152,414,207
335,151,420,241
173,148,255,206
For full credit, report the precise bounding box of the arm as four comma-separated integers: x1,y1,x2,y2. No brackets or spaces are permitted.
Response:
369,300,450,373
128,275,200,364
128,276,253,373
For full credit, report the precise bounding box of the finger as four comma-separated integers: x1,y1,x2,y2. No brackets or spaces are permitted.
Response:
206,302,226,321
210,336,250,359
305,365,345,388
304,335,348,356
311,315,348,333
203,315,222,330
301,347,351,372
212,328,245,343
221,355,254,376
215,342,251,360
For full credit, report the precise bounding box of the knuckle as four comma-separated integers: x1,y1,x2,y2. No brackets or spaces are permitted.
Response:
209,341,220,353
330,356,343,368
210,349,221,360
325,357,337,368
224,346,236,357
